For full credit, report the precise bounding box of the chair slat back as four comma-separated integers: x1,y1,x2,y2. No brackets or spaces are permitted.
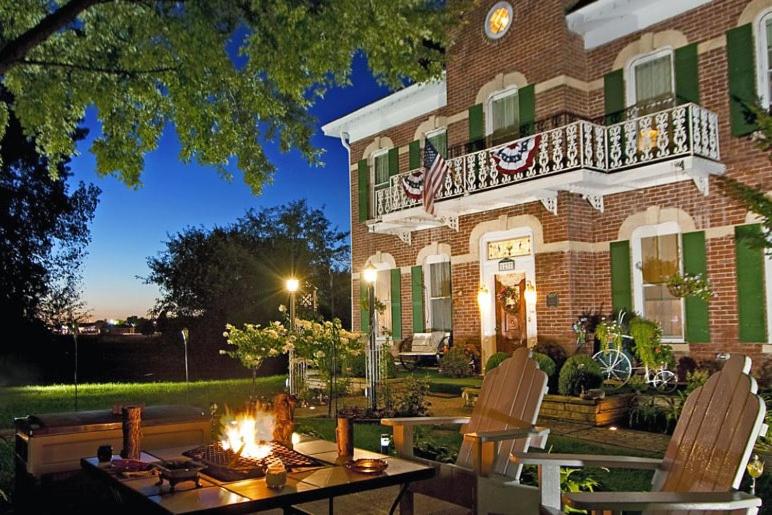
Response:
456,347,548,478
655,354,765,500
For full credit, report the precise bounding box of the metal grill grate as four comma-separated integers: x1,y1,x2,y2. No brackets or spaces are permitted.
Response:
183,441,325,482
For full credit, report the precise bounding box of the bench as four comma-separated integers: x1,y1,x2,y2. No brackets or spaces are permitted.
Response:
398,331,450,370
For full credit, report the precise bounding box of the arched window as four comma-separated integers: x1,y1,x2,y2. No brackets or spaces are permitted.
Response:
486,87,519,140
757,9,772,108
625,48,675,111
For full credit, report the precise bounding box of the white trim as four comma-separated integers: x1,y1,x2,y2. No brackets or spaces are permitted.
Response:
630,222,685,343
320,77,447,143
624,47,674,107
485,86,519,136
765,250,772,344
755,8,772,109
566,0,713,50
484,1,514,41
371,148,390,212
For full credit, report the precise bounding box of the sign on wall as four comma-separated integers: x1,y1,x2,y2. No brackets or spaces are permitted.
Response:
487,236,532,260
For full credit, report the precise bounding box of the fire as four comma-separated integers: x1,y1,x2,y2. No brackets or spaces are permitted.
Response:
220,410,274,460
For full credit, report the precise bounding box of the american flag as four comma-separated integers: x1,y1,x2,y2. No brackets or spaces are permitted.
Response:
422,139,448,216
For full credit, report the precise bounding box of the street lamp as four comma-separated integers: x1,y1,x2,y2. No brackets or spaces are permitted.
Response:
286,278,300,395
363,265,378,411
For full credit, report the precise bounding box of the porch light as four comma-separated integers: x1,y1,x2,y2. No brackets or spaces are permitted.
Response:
637,128,658,152
477,285,490,311
363,265,378,284
286,277,300,293
524,281,537,305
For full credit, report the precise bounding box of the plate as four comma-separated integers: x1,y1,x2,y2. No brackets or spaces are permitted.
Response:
111,459,154,474
345,458,388,474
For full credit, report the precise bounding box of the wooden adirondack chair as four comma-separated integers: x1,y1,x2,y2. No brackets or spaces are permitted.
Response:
514,353,767,514
381,346,550,514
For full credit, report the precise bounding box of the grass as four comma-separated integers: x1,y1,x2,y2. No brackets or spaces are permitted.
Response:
397,369,482,394
0,376,286,430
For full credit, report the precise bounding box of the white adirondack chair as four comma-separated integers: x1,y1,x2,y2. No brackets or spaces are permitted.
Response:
381,346,550,514
514,353,767,514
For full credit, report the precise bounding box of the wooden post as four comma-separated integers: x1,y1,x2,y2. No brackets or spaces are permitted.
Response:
539,463,562,512
336,417,354,458
121,406,142,459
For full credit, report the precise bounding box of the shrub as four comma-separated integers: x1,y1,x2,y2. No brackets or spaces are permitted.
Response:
685,369,709,395
534,339,567,371
558,355,603,396
485,352,510,373
439,346,473,377
676,356,697,382
391,375,431,417
532,352,556,379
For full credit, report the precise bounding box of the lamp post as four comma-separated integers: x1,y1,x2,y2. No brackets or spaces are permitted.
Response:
286,278,300,395
363,265,378,411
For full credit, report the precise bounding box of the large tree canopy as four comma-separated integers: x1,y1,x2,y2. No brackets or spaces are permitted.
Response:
0,91,100,332
0,1,465,193
146,200,350,326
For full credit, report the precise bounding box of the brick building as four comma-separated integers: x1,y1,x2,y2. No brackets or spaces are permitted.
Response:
322,0,772,372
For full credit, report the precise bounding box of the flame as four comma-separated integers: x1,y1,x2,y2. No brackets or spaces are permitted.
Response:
220,410,274,460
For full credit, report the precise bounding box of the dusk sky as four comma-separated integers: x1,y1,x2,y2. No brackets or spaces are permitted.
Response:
70,54,390,320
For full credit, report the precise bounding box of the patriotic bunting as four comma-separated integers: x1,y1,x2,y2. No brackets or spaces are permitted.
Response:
491,134,541,175
400,170,424,200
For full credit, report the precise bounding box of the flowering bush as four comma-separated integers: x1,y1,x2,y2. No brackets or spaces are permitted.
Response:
221,321,293,371
292,318,363,380
666,272,714,302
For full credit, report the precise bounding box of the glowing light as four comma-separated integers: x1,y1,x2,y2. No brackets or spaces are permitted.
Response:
524,281,537,305
286,278,300,293
488,6,511,34
291,432,301,446
363,265,378,284
609,425,618,431
477,285,490,311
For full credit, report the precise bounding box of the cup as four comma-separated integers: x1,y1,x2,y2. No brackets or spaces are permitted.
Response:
97,444,113,463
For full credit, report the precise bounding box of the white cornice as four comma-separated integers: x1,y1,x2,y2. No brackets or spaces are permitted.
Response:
567,0,713,50
321,76,447,143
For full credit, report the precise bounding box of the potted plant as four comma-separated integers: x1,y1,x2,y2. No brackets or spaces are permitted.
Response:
666,272,714,302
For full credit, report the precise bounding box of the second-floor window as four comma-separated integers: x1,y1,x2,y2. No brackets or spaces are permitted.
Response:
372,150,390,203
628,50,674,111
758,11,772,108
425,128,447,157
488,88,519,139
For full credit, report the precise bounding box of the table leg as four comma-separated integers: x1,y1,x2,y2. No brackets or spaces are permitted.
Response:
329,495,334,514
389,483,410,515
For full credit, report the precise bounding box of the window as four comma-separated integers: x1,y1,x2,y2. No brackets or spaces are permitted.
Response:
487,88,519,138
375,269,392,337
757,10,772,108
425,128,447,158
484,2,513,40
632,224,684,341
425,259,452,331
372,150,390,206
627,49,674,111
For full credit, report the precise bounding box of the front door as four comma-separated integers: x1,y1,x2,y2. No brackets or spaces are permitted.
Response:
495,273,527,354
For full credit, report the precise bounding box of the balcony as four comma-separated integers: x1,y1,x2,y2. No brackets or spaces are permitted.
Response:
370,101,723,240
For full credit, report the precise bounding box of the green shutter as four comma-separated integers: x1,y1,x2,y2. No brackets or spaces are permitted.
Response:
408,140,421,169
411,265,425,333
357,159,369,222
675,43,700,105
390,269,402,340
468,103,484,144
388,147,399,177
610,240,632,313
682,231,710,342
727,24,758,136
735,224,767,342
360,280,369,334
604,69,625,124
518,84,535,136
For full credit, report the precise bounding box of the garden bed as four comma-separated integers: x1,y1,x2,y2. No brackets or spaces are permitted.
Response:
539,393,633,427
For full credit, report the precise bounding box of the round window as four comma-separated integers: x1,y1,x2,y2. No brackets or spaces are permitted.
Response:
484,2,513,40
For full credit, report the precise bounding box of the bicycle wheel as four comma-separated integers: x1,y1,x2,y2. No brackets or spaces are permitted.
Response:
652,369,678,393
592,349,632,388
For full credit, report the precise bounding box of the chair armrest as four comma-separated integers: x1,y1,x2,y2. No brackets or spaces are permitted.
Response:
512,451,662,470
464,426,550,478
564,491,761,512
380,416,471,427
381,417,471,459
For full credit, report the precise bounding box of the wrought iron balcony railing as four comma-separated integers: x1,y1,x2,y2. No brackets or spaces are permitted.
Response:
374,102,719,219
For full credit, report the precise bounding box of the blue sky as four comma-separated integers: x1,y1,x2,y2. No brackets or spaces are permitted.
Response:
71,54,389,320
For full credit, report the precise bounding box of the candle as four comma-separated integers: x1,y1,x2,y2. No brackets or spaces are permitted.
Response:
265,461,287,489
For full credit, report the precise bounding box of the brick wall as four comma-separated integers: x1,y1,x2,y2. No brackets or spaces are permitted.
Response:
346,0,772,374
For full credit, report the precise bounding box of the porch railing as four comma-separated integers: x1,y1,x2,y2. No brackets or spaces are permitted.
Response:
374,103,719,219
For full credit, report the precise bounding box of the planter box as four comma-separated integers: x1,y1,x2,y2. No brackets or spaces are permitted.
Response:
538,393,633,427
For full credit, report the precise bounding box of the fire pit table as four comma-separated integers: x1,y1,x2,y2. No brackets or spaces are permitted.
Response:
80,435,434,514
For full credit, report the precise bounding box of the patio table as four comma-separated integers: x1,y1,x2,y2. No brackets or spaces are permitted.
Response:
80,436,434,514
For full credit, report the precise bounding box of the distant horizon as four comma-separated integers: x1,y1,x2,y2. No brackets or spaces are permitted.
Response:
71,55,390,321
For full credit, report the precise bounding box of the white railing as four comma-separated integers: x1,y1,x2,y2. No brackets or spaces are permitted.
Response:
375,103,719,218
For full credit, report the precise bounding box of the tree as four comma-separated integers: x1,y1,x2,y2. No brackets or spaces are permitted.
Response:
146,200,350,327
0,91,100,333
0,1,466,193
